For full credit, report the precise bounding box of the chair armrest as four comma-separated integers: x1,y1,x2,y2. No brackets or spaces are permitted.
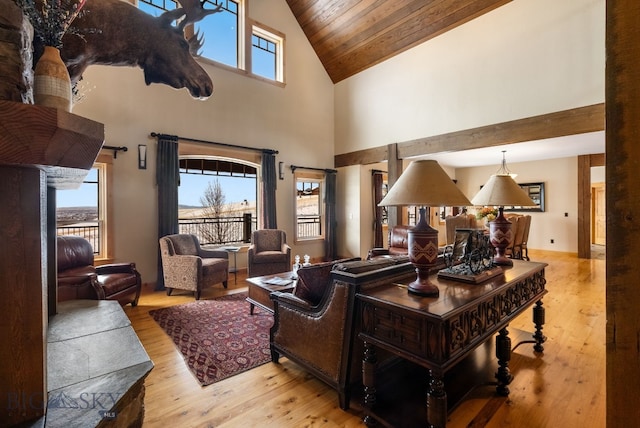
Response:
57,272,98,286
282,243,291,254
198,248,229,259
271,291,313,311
367,248,390,259
57,273,104,299
96,262,137,275
163,254,202,271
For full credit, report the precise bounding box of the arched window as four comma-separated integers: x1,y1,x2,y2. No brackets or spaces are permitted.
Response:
178,156,258,245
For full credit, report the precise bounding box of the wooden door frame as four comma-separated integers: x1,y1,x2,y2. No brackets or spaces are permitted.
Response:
578,153,605,258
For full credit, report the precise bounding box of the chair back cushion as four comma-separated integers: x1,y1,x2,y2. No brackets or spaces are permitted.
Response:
252,229,285,252
388,225,410,250
293,261,335,306
166,234,198,255
57,236,94,271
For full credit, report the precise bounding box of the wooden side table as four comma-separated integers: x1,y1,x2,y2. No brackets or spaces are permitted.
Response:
221,246,241,284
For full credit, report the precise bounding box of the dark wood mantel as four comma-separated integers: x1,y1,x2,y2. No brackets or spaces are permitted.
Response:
0,100,104,189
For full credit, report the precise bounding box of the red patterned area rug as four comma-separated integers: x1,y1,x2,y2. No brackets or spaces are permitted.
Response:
149,292,273,386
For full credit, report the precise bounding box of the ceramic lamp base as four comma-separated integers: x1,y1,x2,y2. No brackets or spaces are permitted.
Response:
490,207,513,266
407,208,440,297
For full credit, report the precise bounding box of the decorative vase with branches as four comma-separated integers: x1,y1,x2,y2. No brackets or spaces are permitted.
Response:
16,0,87,111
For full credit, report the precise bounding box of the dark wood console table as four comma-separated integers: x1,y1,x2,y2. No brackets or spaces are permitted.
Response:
357,260,547,427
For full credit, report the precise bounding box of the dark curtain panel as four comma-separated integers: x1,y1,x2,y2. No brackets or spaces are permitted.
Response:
156,135,180,290
261,151,278,229
324,171,337,261
373,171,384,248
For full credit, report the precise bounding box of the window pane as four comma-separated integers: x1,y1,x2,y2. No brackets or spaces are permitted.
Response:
178,159,257,245
296,179,322,239
252,34,276,80
56,167,101,253
196,0,239,67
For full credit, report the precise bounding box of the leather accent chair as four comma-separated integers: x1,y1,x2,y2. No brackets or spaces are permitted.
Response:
56,235,142,306
247,229,291,277
367,225,410,259
270,257,414,410
159,234,229,300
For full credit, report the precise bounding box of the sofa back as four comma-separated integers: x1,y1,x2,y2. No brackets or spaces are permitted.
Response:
57,236,94,271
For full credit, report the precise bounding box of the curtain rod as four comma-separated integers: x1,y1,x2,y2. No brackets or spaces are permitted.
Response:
290,164,337,173
150,132,278,155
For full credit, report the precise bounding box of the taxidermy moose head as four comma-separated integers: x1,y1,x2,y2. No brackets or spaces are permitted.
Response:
51,0,219,99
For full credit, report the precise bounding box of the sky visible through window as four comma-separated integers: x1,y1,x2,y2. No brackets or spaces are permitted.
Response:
178,174,257,207
58,171,257,208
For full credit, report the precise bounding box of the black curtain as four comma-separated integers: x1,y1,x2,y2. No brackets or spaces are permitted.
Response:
261,151,278,229
324,170,337,261
156,135,180,290
372,171,385,248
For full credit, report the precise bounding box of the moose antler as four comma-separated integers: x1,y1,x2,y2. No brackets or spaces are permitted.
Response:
188,30,205,57
176,0,223,30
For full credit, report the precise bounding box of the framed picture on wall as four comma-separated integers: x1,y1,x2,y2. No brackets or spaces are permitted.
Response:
504,182,545,212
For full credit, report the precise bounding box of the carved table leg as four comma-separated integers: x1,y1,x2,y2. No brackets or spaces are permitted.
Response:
426,370,447,428
495,327,513,396
532,300,547,353
362,341,377,427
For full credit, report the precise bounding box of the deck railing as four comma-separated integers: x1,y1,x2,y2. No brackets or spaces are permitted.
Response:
56,213,322,250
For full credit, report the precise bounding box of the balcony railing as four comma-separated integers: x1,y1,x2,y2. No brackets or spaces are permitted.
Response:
179,213,256,245
297,215,321,238
56,213,322,251
57,223,100,253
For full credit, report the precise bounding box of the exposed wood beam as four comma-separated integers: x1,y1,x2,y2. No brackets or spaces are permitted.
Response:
334,103,605,167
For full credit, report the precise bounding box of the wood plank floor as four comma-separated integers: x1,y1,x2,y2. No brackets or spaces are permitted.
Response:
124,250,605,427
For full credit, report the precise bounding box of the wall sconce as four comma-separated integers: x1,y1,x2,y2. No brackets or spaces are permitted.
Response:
279,161,284,180
138,144,147,169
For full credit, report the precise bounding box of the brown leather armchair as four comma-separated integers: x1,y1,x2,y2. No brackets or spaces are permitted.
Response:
270,257,414,410
159,234,229,300
247,229,291,277
367,225,410,259
57,235,142,306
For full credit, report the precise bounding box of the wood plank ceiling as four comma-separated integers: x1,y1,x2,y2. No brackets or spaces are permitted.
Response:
285,0,511,83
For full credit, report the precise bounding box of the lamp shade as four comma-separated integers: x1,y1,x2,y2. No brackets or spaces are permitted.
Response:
471,174,536,207
379,160,471,207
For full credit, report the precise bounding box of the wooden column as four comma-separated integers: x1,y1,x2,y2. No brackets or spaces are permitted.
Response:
386,143,403,226
606,0,640,426
0,166,47,424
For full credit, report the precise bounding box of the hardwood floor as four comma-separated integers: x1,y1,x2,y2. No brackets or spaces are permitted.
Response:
124,250,605,427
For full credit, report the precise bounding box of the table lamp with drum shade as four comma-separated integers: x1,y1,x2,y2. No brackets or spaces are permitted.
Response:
378,160,472,296
471,173,536,266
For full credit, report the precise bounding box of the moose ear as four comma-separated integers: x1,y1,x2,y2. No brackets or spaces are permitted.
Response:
159,8,186,27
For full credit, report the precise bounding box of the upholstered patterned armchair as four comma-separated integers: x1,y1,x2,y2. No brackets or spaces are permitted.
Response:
247,229,291,277
159,234,228,300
